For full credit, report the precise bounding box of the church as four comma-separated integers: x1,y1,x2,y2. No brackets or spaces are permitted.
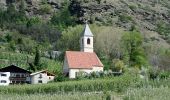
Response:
63,23,104,78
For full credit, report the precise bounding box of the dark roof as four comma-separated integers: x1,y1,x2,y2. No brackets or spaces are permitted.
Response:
0,65,31,73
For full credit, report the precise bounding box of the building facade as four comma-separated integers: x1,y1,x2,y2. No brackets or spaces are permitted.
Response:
30,70,55,84
0,65,31,86
80,23,94,52
0,72,10,86
63,23,103,78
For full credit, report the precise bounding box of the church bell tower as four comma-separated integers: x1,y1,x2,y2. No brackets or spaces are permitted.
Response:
80,22,94,52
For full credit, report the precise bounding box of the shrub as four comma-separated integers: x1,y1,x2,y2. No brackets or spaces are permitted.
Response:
96,0,102,4
119,14,133,23
129,5,137,10
148,68,159,80
111,59,125,72
76,71,87,80
159,71,170,79
54,73,68,82
39,4,52,14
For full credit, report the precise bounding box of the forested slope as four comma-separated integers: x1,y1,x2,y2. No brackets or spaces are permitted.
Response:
0,0,170,71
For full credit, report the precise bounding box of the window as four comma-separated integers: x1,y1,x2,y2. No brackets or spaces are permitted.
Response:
26,74,29,77
38,80,42,83
39,74,42,78
1,80,7,83
21,74,25,77
1,74,7,77
12,81,15,84
11,73,15,77
16,74,20,77
87,38,90,44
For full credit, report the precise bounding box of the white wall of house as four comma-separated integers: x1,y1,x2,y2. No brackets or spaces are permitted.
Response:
92,67,103,72
31,73,48,84
47,75,55,82
31,73,55,84
69,67,103,78
69,69,91,78
0,72,10,86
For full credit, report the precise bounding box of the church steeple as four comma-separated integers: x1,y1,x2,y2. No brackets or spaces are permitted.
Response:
80,22,94,52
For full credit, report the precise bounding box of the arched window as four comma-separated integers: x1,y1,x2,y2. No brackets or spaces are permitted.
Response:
87,38,90,44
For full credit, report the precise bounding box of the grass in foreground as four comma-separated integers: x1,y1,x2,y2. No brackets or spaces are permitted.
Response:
0,72,169,100
0,74,138,94
0,87,169,100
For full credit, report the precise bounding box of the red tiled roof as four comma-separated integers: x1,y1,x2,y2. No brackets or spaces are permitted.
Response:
65,51,103,69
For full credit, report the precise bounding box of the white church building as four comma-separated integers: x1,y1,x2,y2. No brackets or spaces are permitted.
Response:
63,23,103,78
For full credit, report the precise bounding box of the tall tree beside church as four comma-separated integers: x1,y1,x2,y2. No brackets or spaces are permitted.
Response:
122,31,147,69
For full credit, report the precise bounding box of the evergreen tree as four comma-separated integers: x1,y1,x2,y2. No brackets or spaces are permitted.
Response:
34,46,41,67
19,0,26,16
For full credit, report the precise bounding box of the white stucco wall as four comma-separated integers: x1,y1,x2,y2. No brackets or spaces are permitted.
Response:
92,67,103,72
31,73,48,84
69,67,103,78
80,36,93,52
69,69,91,78
47,76,55,82
31,73,55,84
0,72,10,86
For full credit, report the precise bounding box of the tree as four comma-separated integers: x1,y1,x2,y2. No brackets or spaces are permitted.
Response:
34,46,41,67
121,31,147,69
56,25,83,51
28,63,36,72
50,1,76,31
95,26,123,60
19,0,26,16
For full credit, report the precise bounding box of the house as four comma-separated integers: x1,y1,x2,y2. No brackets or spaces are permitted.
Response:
63,23,104,78
30,70,55,84
0,65,31,86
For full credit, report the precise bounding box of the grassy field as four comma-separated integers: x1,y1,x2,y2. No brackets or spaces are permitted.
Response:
0,74,138,94
124,87,170,100
0,87,169,100
0,93,107,100
0,74,169,100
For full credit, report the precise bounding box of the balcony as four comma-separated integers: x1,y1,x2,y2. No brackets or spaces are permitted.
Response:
10,77,26,81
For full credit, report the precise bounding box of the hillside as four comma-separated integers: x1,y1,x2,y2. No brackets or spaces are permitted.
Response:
0,1,170,99
0,0,169,46
0,0,170,71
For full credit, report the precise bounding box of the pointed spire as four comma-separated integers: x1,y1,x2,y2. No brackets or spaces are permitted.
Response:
81,21,93,37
